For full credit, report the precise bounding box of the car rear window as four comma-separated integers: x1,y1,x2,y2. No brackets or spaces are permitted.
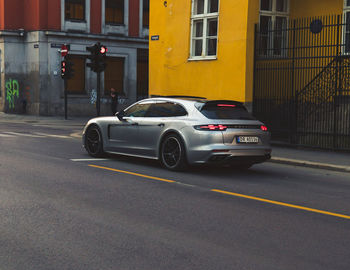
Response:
197,103,255,120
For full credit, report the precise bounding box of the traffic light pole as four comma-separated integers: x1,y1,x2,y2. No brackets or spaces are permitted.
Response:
64,78,68,120
97,72,101,116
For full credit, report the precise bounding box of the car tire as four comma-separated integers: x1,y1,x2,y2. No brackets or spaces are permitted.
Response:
85,125,104,157
160,133,187,171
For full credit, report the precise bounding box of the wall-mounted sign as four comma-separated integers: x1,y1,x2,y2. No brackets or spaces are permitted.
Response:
34,44,39,48
51,43,63,48
151,35,160,41
61,44,69,57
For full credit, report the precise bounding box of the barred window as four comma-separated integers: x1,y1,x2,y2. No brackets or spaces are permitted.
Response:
258,0,289,57
190,0,219,60
65,0,85,21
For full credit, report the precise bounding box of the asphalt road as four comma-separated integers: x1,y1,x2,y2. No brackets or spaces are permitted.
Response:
0,121,349,270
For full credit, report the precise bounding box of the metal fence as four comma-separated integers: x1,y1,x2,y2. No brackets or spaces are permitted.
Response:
253,15,350,150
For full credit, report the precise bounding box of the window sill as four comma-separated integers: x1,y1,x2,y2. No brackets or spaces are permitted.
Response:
64,20,88,33
65,19,87,23
188,56,217,61
103,24,127,36
106,23,125,26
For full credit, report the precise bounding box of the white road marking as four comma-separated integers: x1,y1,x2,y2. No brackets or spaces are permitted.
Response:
4,132,46,138
0,134,16,137
70,158,109,162
0,131,74,139
34,132,71,139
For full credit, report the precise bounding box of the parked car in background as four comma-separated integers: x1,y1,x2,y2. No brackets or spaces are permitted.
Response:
82,97,271,170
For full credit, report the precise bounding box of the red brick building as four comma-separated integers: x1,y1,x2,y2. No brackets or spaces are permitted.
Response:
0,0,149,116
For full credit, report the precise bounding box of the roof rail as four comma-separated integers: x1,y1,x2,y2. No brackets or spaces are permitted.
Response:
163,95,207,99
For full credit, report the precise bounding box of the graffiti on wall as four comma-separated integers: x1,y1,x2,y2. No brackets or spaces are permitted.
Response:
90,89,97,105
6,79,19,109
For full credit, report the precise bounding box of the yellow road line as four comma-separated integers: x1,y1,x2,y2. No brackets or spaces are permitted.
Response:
88,164,350,220
88,164,176,183
212,189,350,220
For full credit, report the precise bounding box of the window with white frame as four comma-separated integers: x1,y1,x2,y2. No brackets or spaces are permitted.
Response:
259,0,289,57
190,0,219,59
102,0,128,35
65,0,85,21
62,0,90,32
142,0,149,28
139,0,149,38
343,0,350,53
105,0,124,25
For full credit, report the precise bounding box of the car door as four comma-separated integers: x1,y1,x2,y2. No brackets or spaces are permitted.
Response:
136,101,188,157
108,102,152,155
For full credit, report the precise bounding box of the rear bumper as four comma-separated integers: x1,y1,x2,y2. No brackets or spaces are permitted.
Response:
208,153,271,164
187,147,272,165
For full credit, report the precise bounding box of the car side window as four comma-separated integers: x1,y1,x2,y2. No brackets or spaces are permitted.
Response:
124,103,152,117
146,102,187,117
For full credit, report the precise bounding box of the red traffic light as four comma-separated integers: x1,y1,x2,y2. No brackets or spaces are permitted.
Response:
100,46,107,54
61,61,66,78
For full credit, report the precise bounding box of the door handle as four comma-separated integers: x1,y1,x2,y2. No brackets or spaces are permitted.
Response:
158,123,165,127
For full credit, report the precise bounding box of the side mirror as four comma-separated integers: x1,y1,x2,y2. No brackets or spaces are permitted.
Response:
116,110,125,121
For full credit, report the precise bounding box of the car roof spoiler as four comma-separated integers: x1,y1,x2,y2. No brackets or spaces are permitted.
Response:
195,100,245,111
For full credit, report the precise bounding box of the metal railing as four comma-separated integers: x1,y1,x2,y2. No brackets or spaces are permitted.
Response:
253,14,350,150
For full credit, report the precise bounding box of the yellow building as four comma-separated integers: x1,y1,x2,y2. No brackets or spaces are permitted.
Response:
149,0,346,110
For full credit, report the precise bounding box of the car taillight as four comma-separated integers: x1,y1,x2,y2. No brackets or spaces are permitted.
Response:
217,104,236,107
260,125,268,131
194,124,228,131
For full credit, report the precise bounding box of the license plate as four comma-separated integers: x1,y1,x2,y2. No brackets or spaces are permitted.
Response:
236,136,259,144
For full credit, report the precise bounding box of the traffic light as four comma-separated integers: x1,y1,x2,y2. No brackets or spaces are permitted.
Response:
96,44,107,72
61,60,66,78
86,42,107,72
86,43,99,72
61,59,74,79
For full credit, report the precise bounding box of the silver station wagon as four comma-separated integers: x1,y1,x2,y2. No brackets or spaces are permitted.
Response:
82,97,271,170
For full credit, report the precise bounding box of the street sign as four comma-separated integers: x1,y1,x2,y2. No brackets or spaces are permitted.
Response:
61,44,69,57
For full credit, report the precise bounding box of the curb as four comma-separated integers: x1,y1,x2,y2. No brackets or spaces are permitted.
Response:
269,157,350,173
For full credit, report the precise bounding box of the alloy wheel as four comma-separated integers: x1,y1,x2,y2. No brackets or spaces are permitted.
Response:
86,126,103,157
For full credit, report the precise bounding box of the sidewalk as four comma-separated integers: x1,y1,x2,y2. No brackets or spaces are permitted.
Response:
270,145,350,173
1,112,350,173
0,112,89,127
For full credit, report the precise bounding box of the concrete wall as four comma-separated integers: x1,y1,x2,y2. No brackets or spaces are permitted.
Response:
0,30,147,116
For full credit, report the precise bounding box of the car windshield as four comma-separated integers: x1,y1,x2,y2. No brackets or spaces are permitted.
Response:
198,103,256,120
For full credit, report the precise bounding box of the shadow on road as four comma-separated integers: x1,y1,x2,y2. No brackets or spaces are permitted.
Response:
104,153,278,179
